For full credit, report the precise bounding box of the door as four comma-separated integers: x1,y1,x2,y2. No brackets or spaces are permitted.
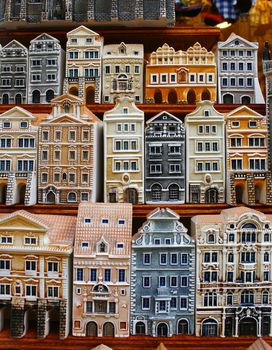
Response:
239,317,257,336
135,322,146,335
47,191,56,204
202,319,218,337
103,322,114,337
205,188,218,204
157,323,168,337
86,322,97,336
125,188,138,204
178,320,189,335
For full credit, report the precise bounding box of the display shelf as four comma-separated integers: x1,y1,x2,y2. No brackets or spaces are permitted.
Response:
0,26,220,52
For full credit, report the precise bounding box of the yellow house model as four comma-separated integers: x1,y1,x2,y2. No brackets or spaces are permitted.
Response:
104,96,145,204
226,105,272,205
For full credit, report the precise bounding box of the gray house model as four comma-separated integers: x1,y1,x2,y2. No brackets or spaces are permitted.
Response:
0,40,28,104
131,208,195,337
145,111,185,204
28,33,65,104
217,33,264,104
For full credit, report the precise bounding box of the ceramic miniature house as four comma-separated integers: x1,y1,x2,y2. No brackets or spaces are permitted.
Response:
131,208,195,337
38,94,103,204
73,203,132,337
64,26,103,104
0,107,38,206
217,33,264,104
0,40,28,104
185,101,225,204
28,33,65,104
145,111,185,203
145,43,216,104
102,42,144,103
2,0,175,27
192,207,272,337
0,210,76,339
226,105,272,205
104,96,145,204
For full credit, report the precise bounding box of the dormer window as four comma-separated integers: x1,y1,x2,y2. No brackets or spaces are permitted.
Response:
20,121,28,128
208,233,215,243
118,219,125,225
84,218,92,224
116,243,124,249
204,110,210,117
24,237,37,245
81,242,89,248
64,102,70,113
123,108,128,114
99,242,106,253
101,219,109,224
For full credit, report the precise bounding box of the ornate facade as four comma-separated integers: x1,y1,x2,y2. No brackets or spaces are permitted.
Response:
131,208,195,336
104,96,145,204
38,94,103,204
226,105,272,205
102,42,144,104
73,203,132,337
64,26,103,104
28,33,65,104
145,42,216,104
1,0,175,27
185,101,225,204
0,40,28,104
145,111,185,203
217,33,264,104
0,210,76,339
0,106,38,206
192,207,272,338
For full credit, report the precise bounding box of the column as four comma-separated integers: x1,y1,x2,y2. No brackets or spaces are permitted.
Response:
221,309,226,337
234,314,239,337
39,257,45,299
258,315,262,337
269,310,272,336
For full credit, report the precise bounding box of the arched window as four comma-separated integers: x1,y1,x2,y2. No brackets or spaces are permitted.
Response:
264,252,269,262
151,184,162,202
227,293,233,305
67,191,77,202
32,90,40,104
241,95,251,104
202,319,218,337
15,94,22,104
241,224,257,243
241,290,254,305
169,184,179,201
178,319,189,335
99,242,106,253
264,233,270,242
2,94,9,104
46,90,54,103
208,233,215,243
263,291,269,304
223,93,234,104
228,252,234,263
62,173,67,180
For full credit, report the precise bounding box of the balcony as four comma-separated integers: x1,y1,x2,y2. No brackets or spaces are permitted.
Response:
239,263,256,270
67,77,79,83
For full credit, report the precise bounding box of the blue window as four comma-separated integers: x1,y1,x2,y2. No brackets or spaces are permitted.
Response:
154,239,160,245
180,297,187,309
159,276,166,287
160,253,167,265
104,269,111,282
118,269,125,282
76,268,83,281
90,269,96,282
171,253,178,264
143,276,151,288
181,254,188,264
142,297,150,310
181,276,188,287
143,253,151,265
170,297,177,309
159,300,166,311
170,276,177,287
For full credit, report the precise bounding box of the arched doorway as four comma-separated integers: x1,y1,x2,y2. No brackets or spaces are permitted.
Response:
202,319,218,337
223,94,234,104
47,191,56,204
135,321,146,335
18,184,26,204
235,185,244,204
241,96,251,104
239,317,257,336
0,184,7,204
169,184,180,201
32,90,40,104
46,90,54,103
255,184,262,203
201,89,211,101
103,322,114,337
125,188,138,204
69,87,79,97
154,89,162,104
157,323,168,337
86,321,97,336
86,87,95,104
205,188,218,204
2,94,9,104
168,90,178,104
151,184,162,202
178,319,189,335
15,94,22,104
187,89,196,104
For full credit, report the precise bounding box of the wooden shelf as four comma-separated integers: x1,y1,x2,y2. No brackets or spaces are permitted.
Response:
0,26,220,52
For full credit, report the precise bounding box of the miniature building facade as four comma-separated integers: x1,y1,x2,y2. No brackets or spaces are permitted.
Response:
145,43,216,104
28,33,65,104
0,210,76,339
192,207,272,337
0,107,38,206
145,111,185,203
0,40,28,104
217,33,264,104
226,105,272,205
38,94,103,204
131,208,195,336
64,26,103,104
104,96,145,204
185,101,225,204
73,203,132,337
102,42,144,104
2,0,175,27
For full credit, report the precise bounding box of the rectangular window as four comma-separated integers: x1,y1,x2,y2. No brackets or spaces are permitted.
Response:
104,269,111,282
151,74,158,84
171,253,178,265
227,272,234,282
26,285,37,297
90,269,97,282
118,269,126,282
25,260,36,272
180,297,188,309
170,276,178,287
24,237,37,245
143,253,151,265
115,65,120,74
76,268,84,281
0,236,12,244
231,159,242,170
181,276,188,287
160,253,167,265
159,276,166,287
105,65,110,74
150,164,162,174
142,297,150,310
181,254,188,264
48,262,58,272
143,276,151,288
0,284,10,295
47,286,59,298
134,65,140,74
0,260,10,270
69,151,76,160
170,297,177,309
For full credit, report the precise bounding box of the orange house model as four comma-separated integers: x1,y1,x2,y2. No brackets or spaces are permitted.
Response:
145,43,217,104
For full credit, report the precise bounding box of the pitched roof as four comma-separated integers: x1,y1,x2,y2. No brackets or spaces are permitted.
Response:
67,25,100,37
0,106,35,120
156,344,168,350
30,33,60,44
74,203,132,256
146,110,184,125
91,345,113,350
247,338,272,350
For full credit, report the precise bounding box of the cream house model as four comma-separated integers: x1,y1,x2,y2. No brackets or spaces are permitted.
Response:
104,96,145,204
73,202,132,337
64,25,103,104
38,94,103,204
102,42,144,103
192,207,272,338
0,210,76,339
0,106,38,206
185,100,225,204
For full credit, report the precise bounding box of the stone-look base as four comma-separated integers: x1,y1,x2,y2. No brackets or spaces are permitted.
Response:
37,299,47,339
59,299,68,340
11,298,25,338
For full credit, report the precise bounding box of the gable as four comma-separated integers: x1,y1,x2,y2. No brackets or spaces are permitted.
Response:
31,33,59,43
148,208,180,220
47,114,85,124
147,111,182,125
3,40,27,51
0,106,35,120
0,215,47,232
227,105,263,118
219,33,258,49
67,25,100,37
51,94,84,104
